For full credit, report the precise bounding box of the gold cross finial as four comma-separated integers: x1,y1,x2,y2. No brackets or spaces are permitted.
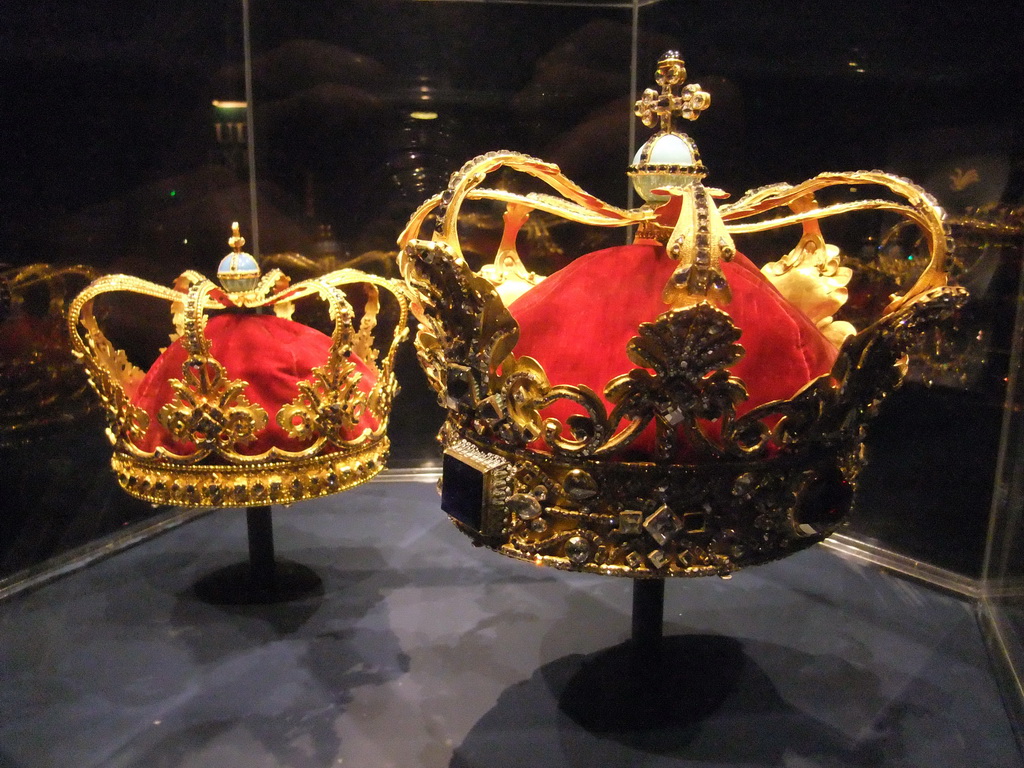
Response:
635,51,710,132
228,221,245,254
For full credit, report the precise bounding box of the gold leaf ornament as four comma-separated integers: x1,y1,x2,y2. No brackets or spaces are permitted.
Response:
159,358,268,449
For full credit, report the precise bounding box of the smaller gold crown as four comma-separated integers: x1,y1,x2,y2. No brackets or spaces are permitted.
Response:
69,226,409,508
1,263,100,446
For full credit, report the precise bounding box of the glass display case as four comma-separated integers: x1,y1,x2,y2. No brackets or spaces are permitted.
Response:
0,1,1021,764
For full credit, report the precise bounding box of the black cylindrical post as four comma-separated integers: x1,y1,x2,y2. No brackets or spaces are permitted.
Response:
246,504,276,591
631,578,665,662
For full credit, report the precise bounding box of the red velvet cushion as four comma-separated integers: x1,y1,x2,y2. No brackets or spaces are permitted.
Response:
507,242,837,457
131,313,378,456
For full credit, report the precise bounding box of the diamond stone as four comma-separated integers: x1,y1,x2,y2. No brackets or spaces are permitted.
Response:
681,511,707,534
617,510,643,535
445,364,477,408
648,549,670,569
644,505,682,545
625,551,646,569
564,536,592,565
508,493,542,521
563,469,598,501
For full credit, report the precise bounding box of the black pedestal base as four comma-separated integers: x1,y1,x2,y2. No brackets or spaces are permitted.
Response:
556,578,745,733
190,505,323,605
192,560,323,605
557,634,745,733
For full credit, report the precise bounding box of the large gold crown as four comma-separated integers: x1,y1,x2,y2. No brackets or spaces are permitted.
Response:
69,224,408,508
397,52,967,578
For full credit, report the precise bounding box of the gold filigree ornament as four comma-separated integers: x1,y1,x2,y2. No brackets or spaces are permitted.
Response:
397,51,968,578
69,224,409,508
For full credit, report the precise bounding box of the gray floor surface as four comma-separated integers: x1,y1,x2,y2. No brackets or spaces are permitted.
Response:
0,479,1020,768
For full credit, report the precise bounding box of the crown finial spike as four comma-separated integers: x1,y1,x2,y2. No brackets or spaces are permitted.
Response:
228,221,245,255
635,51,710,134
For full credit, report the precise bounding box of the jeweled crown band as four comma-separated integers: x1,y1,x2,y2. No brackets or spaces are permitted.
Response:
441,436,857,578
111,437,388,507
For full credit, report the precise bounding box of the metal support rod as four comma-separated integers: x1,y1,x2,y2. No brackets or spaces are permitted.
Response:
246,505,276,591
631,578,665,662
241,0,259,258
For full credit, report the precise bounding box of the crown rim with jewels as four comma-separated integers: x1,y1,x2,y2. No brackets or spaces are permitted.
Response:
396,53,967,578
69,226,409,508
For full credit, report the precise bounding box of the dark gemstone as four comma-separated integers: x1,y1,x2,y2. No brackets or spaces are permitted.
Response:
682,511,707,533
446,367,475,405
477,395,504,422
441,452,485,534
793,465,854,536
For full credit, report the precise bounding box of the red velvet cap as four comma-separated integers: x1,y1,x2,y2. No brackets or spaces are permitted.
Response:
508,241,837,457
131,313,379,456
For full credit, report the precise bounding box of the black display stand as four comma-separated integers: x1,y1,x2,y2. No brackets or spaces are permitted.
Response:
631,577,665,663
558,577,741,731
192,505,323,605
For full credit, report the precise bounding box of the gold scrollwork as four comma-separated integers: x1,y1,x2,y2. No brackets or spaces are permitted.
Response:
159,358,269,452
607,304,748,459
278,356,370,445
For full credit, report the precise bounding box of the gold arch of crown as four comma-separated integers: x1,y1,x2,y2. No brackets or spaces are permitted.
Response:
69,266,410,467
398,149,960,465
